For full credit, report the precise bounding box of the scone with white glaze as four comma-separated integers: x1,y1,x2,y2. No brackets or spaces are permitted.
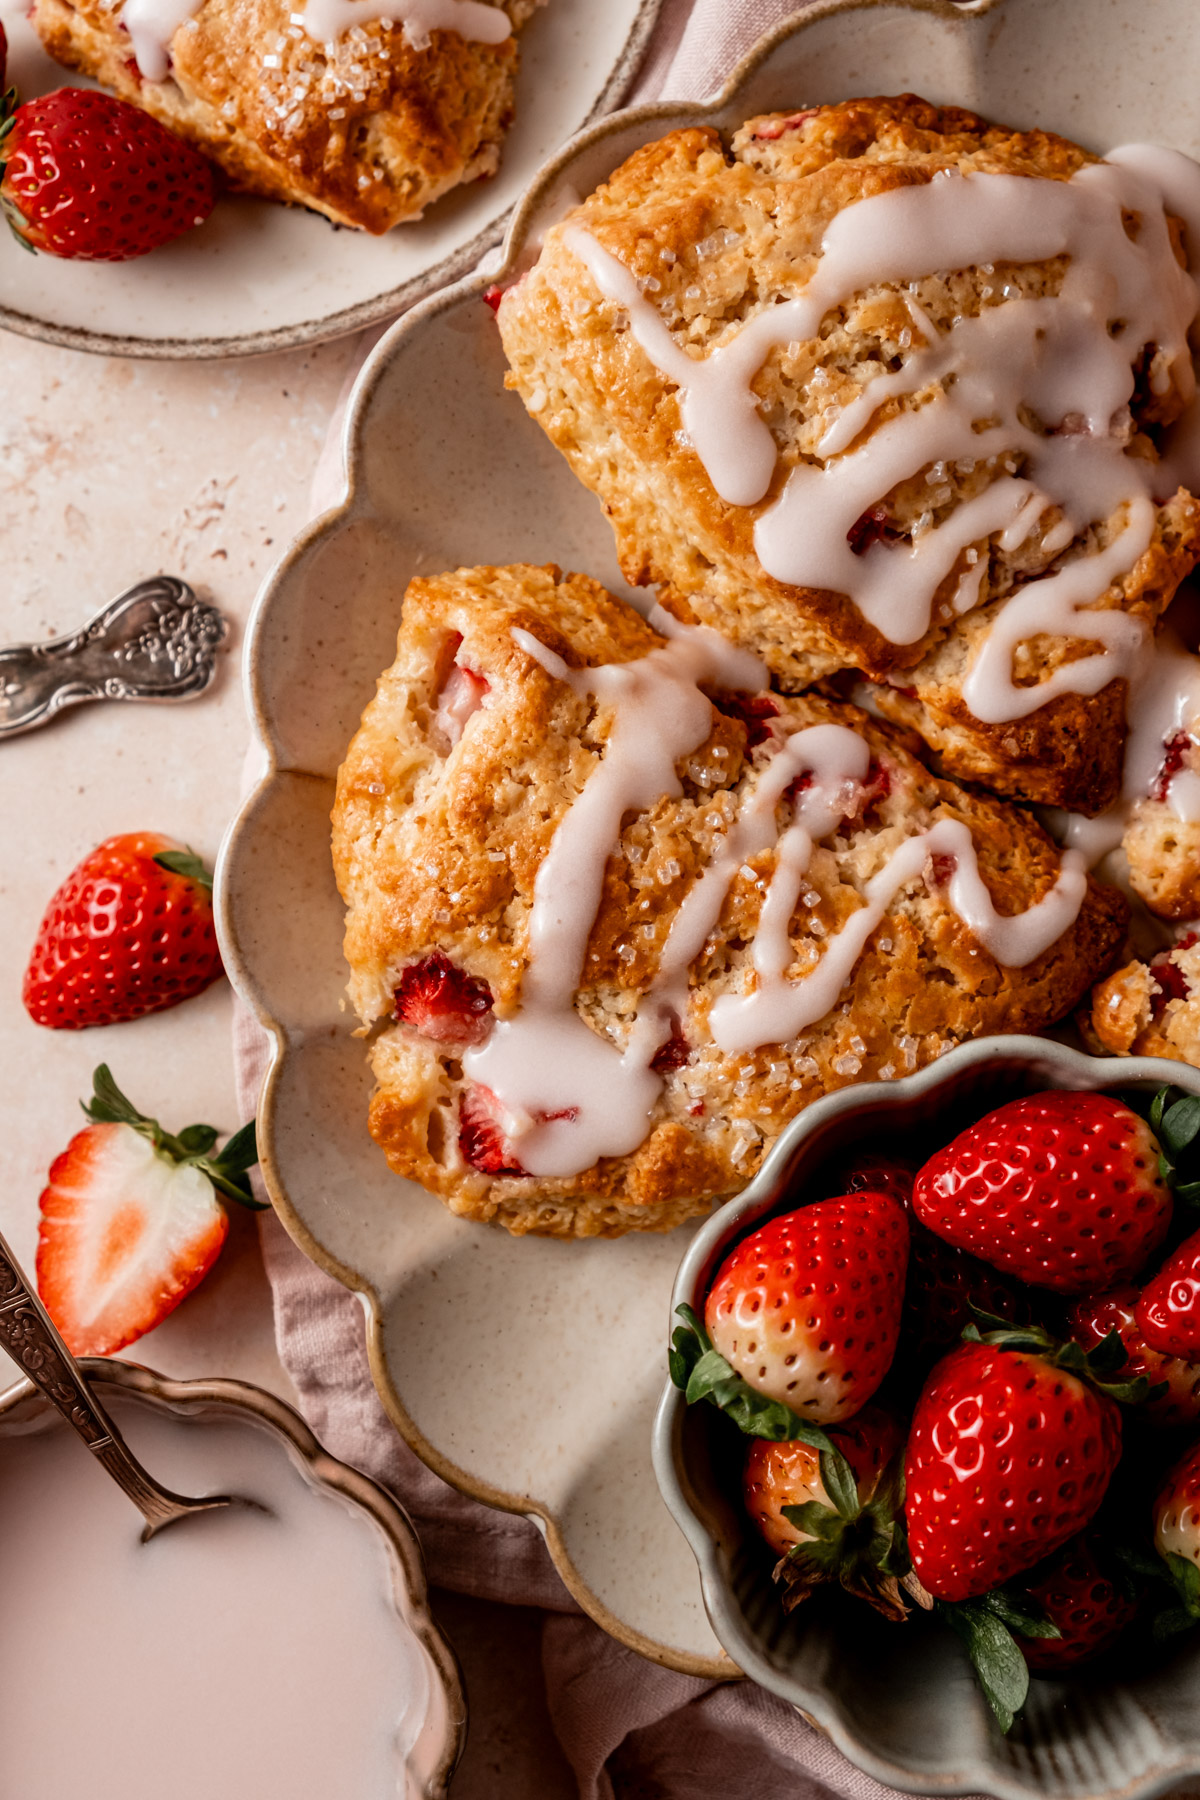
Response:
332,561,1127,1238
496,94,1200,813
32,0,537,231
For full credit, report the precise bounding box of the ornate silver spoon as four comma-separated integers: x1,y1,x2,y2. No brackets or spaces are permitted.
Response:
0,576,226,740
0,1226,243,1539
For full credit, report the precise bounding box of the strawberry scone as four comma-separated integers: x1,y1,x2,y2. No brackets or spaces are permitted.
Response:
332,561,1126,1238
31,0,537,232
1088,934,1200,1065
495,95,1200,813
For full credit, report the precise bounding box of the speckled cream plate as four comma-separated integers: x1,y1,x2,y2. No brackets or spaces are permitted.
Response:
0,0,660,359
219,0,1200,1674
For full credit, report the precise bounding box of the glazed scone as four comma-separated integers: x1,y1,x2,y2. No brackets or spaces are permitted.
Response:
32,0,537,231
1088,936,1200,1066
496,94,1200,813
332,562,1127,1239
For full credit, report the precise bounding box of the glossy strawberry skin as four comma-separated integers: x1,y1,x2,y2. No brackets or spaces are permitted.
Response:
1137,1227,1200,1361
1071,1284,1200,1427
743,1405,902,1558
23,832,222,1029
912,1092,1171,1295
905,1340,1122,1602
705,1192,909,1425
1,88,215,261
37,1121,227,1356
1017,1536,1136,1673
1155,1440,1200,1570
393,952,493,1046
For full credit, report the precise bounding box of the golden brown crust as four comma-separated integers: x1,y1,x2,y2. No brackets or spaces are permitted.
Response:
31,0,533,231
1088,941,1200,1065
497,94,1200,813
333,561,1128,1239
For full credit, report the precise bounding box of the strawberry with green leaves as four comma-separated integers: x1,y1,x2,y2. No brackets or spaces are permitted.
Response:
912,1091,1172,1294
2,86,214,260
1013,1535,1137,1673
1071,1285,1200,1428
24,832,223,1029
742,1406,919,1619
693,1191,909,1426
37,1065,262,1357
1151,1440,1200,1638
904,1320,1139,1605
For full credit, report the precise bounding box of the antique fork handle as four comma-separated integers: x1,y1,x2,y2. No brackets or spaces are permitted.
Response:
0,1224,229,1536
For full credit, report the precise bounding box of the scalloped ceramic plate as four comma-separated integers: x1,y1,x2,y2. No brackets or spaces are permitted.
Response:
0,0,660,358
219,0,1200,1676
654,1040,1200,1800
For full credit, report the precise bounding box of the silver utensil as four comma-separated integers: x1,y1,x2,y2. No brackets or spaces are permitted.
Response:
0,1226,242,1539
0,576,226,740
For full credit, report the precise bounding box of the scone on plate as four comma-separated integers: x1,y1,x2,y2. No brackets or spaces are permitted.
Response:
496,94,1200,812
332,561,1127,1239
32,0,536,231
1088,935,1200,1066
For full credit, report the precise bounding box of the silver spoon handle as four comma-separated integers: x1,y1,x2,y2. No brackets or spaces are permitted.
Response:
0,1225,195,1529
0,576,227,739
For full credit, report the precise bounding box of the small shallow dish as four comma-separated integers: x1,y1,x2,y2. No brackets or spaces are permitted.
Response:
654,1037,1200,1800
0,1360,465,1798
0,0,660,359
220,0,1200,1676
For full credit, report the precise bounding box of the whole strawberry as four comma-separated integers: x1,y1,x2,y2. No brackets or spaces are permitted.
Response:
703,1192,909,1425
1,87,215,261
1071,1284,1200,1428
743,1406,914,1617
913,1092,1171,1294
24,833,223,1028
1152,1440,1200,1636
1137,1226,1200,1361
38,1065,260,1356
1014,1536,1136,1672
905,1332,1123,1601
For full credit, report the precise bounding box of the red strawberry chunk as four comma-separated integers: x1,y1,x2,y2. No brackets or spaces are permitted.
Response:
434,660,490,750
912,1091,1172,1294
847,506,900,556
393,953,493,1046
905,1341,1122,1601
36,1121,227,1357
710,690,779,750
704,1191,909,1424
925,851,957,890
458,1085,526,1176
751,109,819,142
482,284,506,313
1151,730,1194,803
651,1030,690,1073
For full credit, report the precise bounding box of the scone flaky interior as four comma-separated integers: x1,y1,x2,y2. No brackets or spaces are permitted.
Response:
333,562,1126,1239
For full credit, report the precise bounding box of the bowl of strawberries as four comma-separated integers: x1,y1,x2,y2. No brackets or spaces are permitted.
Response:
654,1036,1200,1799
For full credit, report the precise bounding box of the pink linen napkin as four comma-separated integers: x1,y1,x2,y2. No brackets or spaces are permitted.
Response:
235,6,975,1794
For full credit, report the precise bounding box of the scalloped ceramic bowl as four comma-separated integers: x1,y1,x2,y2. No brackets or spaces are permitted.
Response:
0,1361,465,1797
219,0,1200,1677
654,1039,1200,1800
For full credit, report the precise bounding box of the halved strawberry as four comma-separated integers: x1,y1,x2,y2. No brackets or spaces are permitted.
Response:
37,1065,260,1356
394,952,493,1046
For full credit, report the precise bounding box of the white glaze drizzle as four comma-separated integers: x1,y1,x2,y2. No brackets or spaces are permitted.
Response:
122,0,507,83
1061,627,1200,863
461,622,1088,1178
563,144,1200,722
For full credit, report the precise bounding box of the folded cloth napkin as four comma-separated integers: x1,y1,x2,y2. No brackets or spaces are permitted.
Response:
236,6,974,1794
